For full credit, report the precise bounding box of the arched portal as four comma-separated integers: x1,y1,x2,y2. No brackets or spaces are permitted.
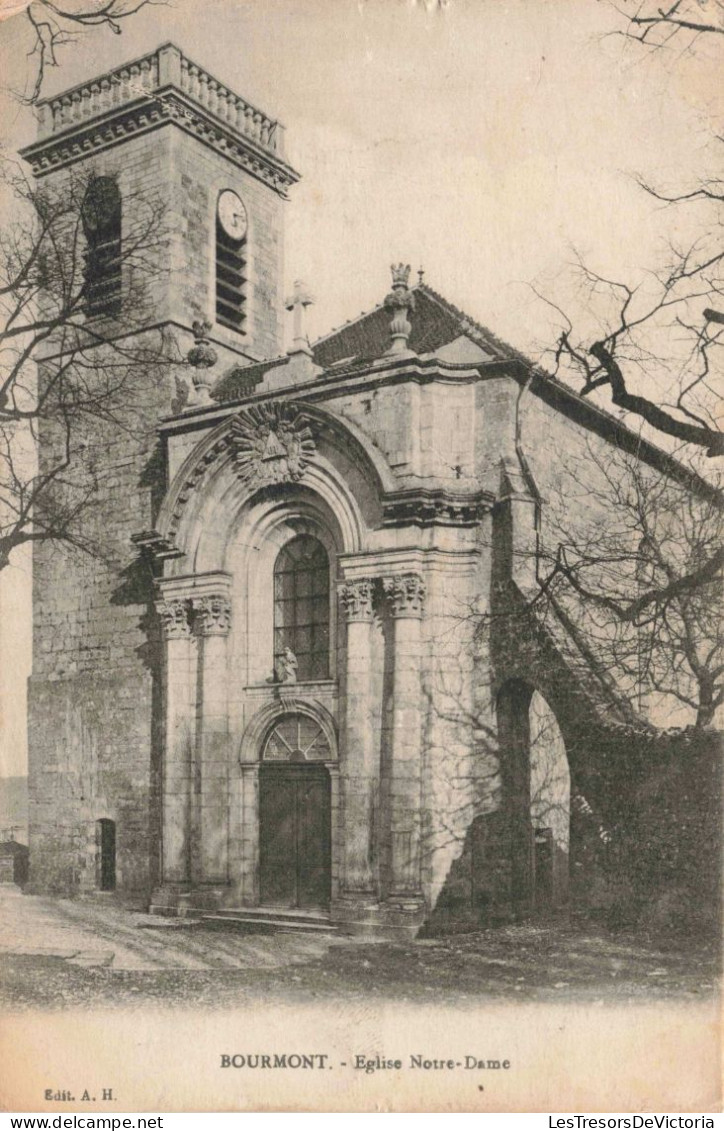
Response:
496,681,570,916
258,713,332,909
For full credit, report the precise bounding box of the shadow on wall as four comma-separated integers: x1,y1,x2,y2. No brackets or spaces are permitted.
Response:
108,519,164,899
425,682,574,934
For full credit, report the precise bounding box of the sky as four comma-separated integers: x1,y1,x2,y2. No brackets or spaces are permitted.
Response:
0,0,721,776
0,0,721,348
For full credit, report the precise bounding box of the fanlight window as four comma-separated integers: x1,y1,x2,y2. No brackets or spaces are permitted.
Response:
274,535,330,681
81,177,122,318
263,714,331,763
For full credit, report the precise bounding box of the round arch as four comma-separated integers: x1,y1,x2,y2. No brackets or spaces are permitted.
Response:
224,492,344,687
155,399,395,574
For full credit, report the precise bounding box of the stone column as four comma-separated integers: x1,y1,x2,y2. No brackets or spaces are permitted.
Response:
383,572,426,903
156,597,196,885
238,764,260,906
338,578,378,899
194,594,232,887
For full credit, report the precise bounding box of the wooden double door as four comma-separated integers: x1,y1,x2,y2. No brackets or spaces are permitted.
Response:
259,764,331,909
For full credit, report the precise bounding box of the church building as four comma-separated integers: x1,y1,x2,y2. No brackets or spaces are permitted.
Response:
22,45,706,937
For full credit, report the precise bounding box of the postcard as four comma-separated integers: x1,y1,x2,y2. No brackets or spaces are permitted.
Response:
0,0,721,1114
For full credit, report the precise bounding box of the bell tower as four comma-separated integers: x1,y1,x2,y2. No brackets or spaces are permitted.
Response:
20,42,299,363
22,45,299,897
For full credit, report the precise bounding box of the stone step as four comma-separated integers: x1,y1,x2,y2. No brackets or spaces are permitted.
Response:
202,908,337,934
210,905,332,924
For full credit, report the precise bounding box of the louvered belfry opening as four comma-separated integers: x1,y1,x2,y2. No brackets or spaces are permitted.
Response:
81,176,122,318
216,214,247,333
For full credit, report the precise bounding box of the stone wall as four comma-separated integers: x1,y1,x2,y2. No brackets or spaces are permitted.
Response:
26,77,292,897
26,144,175,895
28,671,160,894
27,354,171,895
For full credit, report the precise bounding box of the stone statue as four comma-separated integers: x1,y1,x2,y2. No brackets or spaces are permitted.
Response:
275,647,298,684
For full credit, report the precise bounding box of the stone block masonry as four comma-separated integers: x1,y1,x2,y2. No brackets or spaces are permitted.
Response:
28,375,172,895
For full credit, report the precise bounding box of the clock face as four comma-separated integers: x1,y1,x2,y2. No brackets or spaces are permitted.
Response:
217,189,248,241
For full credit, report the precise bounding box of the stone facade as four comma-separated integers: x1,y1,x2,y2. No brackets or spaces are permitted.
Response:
23,45,716,936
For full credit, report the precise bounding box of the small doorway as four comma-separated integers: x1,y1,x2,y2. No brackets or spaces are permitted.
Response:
533,827,554,909
96,819,116,892
259,764,331,909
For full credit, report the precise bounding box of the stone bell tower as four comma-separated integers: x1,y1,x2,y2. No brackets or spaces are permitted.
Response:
22,44,299,896
21,42,299,362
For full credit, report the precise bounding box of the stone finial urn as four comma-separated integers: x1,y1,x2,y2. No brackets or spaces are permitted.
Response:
186,320,218,405
384,263,416,355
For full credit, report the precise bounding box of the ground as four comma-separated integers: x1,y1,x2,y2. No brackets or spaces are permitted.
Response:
0,886,718,1011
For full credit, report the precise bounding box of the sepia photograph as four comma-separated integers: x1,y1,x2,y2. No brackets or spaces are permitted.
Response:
0,0,721,1114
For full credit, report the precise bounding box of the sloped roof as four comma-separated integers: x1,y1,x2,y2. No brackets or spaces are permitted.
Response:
311,283,527,370
213,282,529,404
209,283,720,506
213,355,288,403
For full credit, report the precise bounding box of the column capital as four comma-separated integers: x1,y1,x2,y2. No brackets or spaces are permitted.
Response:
383,572,426,618
193,594,232,636
338,578,376,622
156,597,192,640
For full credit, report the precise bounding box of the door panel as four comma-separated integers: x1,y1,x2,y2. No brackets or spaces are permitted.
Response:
296,774,331,908
259,766,331,909
259,773,297,906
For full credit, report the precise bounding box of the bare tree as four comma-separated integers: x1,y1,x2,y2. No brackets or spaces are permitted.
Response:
534,164,724,611
524,3,724,628
533,443,724,728
540,172,723,459
15,0,161,105
528,2,723,460
0,158,176,572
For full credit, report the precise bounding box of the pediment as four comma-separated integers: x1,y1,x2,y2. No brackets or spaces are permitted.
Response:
433,334,493,364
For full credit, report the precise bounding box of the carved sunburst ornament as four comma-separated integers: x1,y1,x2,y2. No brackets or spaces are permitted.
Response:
230,402,316,488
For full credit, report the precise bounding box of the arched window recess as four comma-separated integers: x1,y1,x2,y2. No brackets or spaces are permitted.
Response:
263,713,332,763
273,534,331,682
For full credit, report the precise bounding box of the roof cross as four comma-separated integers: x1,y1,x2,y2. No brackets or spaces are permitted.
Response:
285,280,315,355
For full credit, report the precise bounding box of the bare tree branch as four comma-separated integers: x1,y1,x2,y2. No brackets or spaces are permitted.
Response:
588,339,724,455
18,0,164,105
608,0,724,49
